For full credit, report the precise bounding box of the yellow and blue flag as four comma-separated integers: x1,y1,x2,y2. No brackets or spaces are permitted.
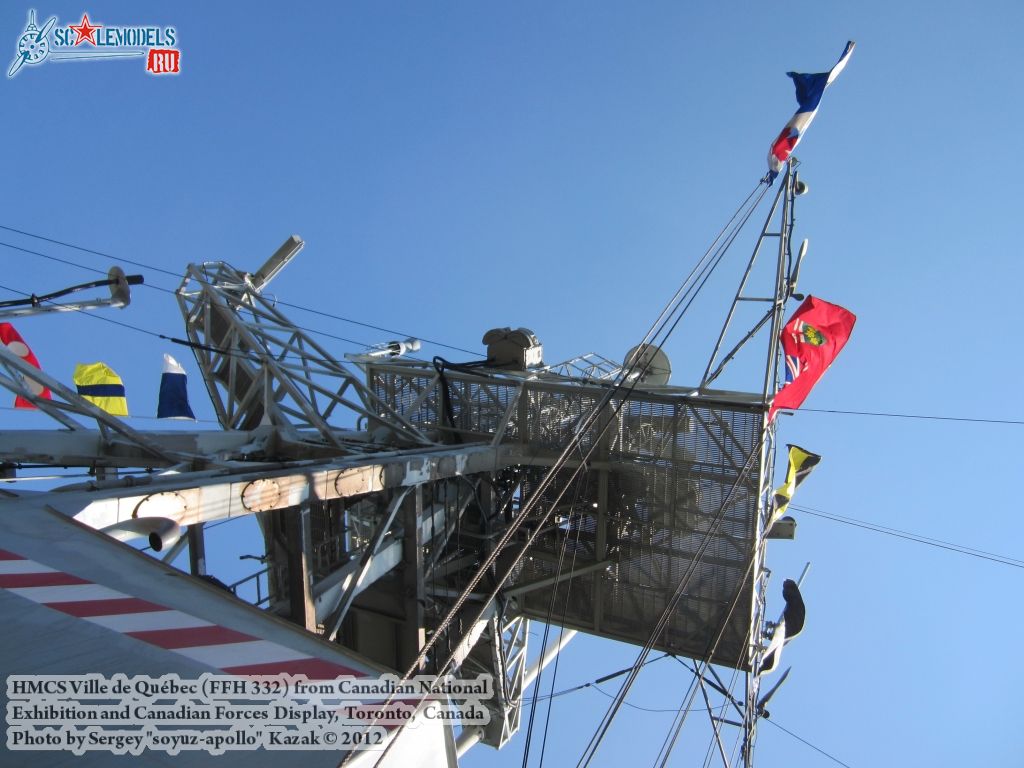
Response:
769,444,821,527
74,362,128,416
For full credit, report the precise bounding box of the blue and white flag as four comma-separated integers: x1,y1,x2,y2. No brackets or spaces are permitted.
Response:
768,41,855,179
157,354,195,420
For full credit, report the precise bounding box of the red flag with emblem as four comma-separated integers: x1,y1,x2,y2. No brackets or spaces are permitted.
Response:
769,296,855,421
0,323,52,408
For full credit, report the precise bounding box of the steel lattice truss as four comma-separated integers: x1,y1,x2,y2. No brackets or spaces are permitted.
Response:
0,166,807,765
368,360,766,668
176,260,433,452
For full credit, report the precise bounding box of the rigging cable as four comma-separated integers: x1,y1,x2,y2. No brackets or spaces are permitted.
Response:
700,660,745,768
792,406,1024,426
790,504,1024,569
587,683,703,715
0,197,871,765
520,658,853,768
0,190,829,768
762,718,854,768
0,279,372,352
652,669,703,766
8,228,1024,424
0,182,768,763
720,669,749,768
0,240,472,413
649,551,760,768
521,470,587,768
537,469,591,768
340,178,772,768
578,437,764,768
0,403,221,424
20,227,1018,424
427,179,768,766
0,252,380,351
463,184,773,763
0,280,434,446
0,279,421,424
0,225,483,356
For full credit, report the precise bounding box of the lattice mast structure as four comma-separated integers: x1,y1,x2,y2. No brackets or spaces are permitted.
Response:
0,166,804,766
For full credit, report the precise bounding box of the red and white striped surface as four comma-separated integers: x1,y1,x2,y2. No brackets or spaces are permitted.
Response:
0,548,363,680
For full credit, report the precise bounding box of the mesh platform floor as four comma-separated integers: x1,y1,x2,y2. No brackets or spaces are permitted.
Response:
369,363,765,668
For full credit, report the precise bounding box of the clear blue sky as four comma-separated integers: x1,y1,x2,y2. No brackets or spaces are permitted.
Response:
4,2,1024,766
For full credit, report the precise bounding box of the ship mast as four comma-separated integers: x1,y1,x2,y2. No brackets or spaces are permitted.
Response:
0,165,807,767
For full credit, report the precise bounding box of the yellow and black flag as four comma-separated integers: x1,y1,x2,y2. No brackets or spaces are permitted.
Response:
73,362,128,416
769,444,821,527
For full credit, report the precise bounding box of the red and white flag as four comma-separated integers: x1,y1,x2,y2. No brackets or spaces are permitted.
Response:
0,322,51,409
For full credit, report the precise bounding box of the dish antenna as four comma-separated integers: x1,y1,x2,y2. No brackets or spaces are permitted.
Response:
623,343,672,386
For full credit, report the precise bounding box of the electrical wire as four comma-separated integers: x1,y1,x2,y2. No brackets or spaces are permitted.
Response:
275,300,481,357
0,270,438,465
0,198,913,768
0,240,475,425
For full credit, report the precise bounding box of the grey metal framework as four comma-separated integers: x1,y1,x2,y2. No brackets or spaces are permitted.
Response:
0,165,805,767
367,360,764,668
176,259,432,451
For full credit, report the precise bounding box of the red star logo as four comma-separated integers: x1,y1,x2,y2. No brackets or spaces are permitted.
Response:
68,13,102,46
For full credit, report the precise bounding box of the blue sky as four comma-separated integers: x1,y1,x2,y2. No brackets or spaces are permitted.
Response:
4,2,1024,766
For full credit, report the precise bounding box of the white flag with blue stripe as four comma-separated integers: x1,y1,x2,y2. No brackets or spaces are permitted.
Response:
157,354,195,420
